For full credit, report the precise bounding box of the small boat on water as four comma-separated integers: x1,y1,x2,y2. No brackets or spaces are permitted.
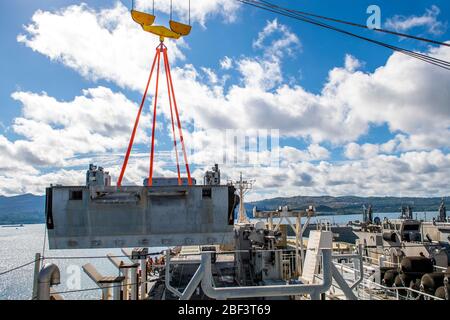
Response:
1,224,24,228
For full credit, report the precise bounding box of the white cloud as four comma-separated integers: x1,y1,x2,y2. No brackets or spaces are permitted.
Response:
0,156,176,196
281,144,330,163
253,19,301,59
6,86,152,168
385,5,447,35
220,56,233,70
17,2,185,91
236,58,282,90
4,2,450,199
18,5,374,144
166,43,450,148
201,67,219,84
344,54,362,72
344,143,374,160
344,140,398,160
322,45,450,145
0,135,40,175
344,132,450,159
188,148,450,201
395,132,450,151
0,169,82,196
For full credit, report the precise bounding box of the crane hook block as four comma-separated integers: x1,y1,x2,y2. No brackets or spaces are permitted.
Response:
142,25,181,40
169,20,192,36
131,10,156,26
130,10,191,40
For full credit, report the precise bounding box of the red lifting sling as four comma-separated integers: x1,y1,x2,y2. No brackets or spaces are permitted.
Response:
117,42,192,187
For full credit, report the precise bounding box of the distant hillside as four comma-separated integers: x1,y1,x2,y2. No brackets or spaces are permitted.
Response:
248,196,448,216
0,194,45,224
0,193,447,224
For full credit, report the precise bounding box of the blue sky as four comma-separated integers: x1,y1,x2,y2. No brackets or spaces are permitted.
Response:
0,1,449,199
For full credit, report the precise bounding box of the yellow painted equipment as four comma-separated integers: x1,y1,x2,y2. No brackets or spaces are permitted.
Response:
169,20,192,36
142,25,181,40
131,10,155,26
130,0,192,41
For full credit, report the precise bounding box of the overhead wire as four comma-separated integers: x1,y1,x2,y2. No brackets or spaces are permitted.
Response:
253,0,450,68
239,0,450,69
43,250,164,260
258,0,450,48
245,0,450,69
0,258,42,276
237,0,450,71
0,251,165,276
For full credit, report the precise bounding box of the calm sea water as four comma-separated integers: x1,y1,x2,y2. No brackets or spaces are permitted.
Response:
0,224,165,300
0,211,438,300
253,211,437,225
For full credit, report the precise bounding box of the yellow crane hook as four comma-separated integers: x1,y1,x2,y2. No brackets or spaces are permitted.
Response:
131,0,191,42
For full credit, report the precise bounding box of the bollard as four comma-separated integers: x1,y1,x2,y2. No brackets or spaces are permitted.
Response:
130,266,138,300
31,253,41,300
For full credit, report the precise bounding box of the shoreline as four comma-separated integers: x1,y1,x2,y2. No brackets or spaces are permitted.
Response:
0,210,440,227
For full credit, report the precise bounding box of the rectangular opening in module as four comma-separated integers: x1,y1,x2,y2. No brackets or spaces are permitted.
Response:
202,188,212,198
69,190,83,200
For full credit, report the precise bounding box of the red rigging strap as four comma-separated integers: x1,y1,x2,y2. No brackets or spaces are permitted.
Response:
117,47,159,187
162,48,182,185
148,45,163,186
117,42,192,187
163,48,192,185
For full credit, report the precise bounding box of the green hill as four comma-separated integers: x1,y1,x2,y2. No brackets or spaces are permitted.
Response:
0,194,45,224
248,196,448,215
0,194,447,224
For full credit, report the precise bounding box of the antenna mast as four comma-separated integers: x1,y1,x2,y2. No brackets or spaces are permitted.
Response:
230,172,255,224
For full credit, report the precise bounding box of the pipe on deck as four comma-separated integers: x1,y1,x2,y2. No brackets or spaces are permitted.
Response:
37,263,61,300
332,244,364,290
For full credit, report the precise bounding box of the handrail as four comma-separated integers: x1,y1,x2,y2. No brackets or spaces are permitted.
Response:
333,261,444,300
362,255,399,266
314,273,383,300
362,254,448,273
319,266,443,300
361,278,443,300
332,244,364,290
